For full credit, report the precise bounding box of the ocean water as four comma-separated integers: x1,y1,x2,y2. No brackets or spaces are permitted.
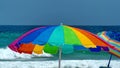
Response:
0,25,120,68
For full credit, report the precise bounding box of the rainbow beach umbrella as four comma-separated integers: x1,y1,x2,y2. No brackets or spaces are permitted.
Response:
9,25,115,68
98,31,120,68
98,31,120,58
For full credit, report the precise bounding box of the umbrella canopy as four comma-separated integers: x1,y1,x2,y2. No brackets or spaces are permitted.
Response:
98,31,120,58
9,25,115,54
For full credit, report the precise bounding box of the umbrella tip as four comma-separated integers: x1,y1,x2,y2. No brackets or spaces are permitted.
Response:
60,22,63,25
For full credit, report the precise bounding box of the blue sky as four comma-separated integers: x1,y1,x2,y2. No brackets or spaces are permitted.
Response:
0,0,120,25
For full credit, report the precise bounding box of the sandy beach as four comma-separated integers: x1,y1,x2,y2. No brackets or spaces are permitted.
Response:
0,60,120,68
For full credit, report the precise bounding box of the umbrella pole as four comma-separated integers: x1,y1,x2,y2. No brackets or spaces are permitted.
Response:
59,47,62,68
107,54,112,68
